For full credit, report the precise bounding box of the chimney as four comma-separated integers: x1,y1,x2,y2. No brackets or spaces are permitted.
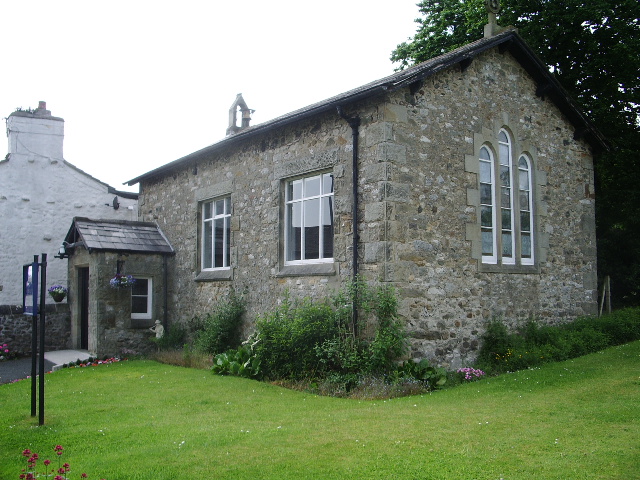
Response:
6,101,64,160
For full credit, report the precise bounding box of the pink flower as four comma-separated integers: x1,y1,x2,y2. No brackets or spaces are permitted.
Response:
22,449,31,457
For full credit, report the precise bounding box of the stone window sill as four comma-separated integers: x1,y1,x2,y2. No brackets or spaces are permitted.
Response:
276,263,336,277
195,269,233,282
479,263,539,274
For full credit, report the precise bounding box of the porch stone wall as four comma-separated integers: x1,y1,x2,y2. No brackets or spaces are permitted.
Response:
68,249,166,358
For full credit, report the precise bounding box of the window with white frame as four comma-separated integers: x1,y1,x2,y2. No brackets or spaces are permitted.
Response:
518,154,534,265
131,277,152,320
479,129,535,266
202,197,231,270
285,172,334,264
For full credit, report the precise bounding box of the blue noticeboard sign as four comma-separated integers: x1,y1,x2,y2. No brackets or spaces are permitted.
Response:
23,262,39,316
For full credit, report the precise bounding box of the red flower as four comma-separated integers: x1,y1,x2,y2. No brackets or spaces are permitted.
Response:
81,474,88,478
44,459,51,466
22,449,31,457
63,462,70,471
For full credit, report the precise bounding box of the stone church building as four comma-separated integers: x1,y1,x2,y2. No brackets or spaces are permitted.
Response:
125,29,604,366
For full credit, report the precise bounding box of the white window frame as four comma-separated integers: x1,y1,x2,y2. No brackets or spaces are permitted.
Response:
479,129,535,267
518,154,535,265
284,172,334,265
498,130,516,265
131,277,152,320
480,145,498,264
201,196,231,271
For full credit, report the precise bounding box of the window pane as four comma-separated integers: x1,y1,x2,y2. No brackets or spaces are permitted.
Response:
214,218,224,267
520,211,531,232
288,179,303,201
132,278,148,296
304,198,320,259
521,233,532,257
479,146,491,161
500,166,510,186
322,196,334,258
225,217,230,267
499,144,509,166
322,173,334,195
501,208,511,229
214,199,225,215
305,175,321,197
131,296,148,314
519,192,530,211
479,161,492,183
203,222,213,268
203,201,212,219
502,233,513,256
286,202,302,261
518,155,529,169
519,170,530,190
501,187,511,208
481,206,493,227
498,131,508,143
480,184,492,205
482,230,493,255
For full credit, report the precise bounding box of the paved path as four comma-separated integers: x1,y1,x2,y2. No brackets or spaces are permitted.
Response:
0,350,90,385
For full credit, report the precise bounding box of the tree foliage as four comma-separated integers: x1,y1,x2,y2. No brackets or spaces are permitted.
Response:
392,0,640,305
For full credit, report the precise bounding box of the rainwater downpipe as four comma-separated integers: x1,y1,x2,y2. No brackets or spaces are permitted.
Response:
337,106,361,335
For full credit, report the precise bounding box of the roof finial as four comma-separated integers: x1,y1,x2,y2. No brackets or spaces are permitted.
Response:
484,0,502,37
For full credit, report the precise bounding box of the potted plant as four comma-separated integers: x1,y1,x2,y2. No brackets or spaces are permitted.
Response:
109,274,136,289
48,285,68,302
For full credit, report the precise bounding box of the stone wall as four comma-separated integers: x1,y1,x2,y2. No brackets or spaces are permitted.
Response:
138,47,597,367
0,304,71,356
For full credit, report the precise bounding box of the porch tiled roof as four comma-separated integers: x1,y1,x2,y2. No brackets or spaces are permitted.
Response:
65,217,174,254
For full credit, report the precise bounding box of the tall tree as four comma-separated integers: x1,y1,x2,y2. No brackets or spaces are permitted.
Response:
392,0,640,306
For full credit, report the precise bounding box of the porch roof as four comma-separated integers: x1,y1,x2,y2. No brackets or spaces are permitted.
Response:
64,217,174,255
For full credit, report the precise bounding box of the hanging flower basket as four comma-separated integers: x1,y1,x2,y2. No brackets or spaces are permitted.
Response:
48,285,68,302
110,274,136,289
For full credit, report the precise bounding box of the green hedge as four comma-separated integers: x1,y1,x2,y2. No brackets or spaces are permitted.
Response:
478,307,640,372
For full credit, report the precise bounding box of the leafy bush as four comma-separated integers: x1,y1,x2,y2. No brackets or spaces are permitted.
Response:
193,293,245,355
152,323,187,351
248,279,407,384
392,359,447,389
478,307,640,372
212,345,261,378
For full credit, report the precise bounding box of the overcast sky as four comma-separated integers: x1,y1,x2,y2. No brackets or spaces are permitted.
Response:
2,1,420,193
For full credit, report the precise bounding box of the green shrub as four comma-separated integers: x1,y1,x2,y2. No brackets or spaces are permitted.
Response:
193,294,245,355
212,345,261,378
250,280,406,383
478,307,640,372
152,323,187,351
393,359,447,389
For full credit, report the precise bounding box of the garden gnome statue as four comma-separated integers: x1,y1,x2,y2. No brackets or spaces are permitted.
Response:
150,320,164,338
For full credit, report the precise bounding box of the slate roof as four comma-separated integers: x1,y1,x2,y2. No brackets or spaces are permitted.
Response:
64,217,174,255
126,29,607,187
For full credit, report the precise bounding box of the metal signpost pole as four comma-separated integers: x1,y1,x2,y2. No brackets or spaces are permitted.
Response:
29,256,39,417
38,253,47,425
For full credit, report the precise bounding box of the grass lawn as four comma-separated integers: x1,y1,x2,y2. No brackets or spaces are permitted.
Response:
1,342,638,479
